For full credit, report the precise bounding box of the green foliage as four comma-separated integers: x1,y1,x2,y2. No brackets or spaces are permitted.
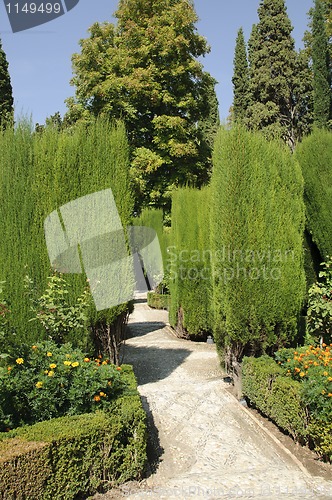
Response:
312,0,331,128
0,340,126,431
242,356,308,441
66,0,216,209
275,345,332,421
245,0,312,148
232,27,250,123
295,128,332,259
308,418,332,462
306,258,332,344
0,118,134,354
0,38,13,129
169,187,212,338
147,291,170,310
211,126,306,360
0,365,147,497
25,272,91,347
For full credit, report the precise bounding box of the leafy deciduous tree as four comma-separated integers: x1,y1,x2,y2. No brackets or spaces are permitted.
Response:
0,38,13,129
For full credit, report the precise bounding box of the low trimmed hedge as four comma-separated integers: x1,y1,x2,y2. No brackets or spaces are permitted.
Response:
147,291,170,310
0,365,147,499
242,355,332,461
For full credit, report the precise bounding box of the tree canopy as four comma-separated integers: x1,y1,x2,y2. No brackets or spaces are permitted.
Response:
0,38,13,129
66,0,217,210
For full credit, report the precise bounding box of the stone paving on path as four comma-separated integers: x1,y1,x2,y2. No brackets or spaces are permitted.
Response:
98,296,332,500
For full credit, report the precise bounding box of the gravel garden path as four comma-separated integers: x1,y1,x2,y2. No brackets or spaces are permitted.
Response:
93,295,332,500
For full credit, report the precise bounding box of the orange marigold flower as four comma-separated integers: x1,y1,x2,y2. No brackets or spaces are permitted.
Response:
93,395,101,402
322,343,327,347
32,345,37,350
116,366,122,371
7,366,12,371
84,358,90,362
102,361,107,365
294,367,301,373
328,393,332,397
287,358,291,362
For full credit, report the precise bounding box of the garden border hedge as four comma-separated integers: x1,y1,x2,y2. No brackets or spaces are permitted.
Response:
242,356,332,461
0,365,147,499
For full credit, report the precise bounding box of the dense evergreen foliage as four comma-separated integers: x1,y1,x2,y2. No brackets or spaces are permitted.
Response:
312,0,331,128
0,38,13,129
232,28,250,123
244,0,312,148
169,187,212,339
211,126,305,362
66,0,216,209
0,118,134,357
295,129,332,260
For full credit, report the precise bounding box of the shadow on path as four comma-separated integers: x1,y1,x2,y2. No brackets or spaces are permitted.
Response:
120,344,191,385
126,322,167,338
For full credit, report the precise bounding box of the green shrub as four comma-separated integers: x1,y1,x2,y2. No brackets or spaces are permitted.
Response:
211,126,305,361
147,291,170,310
0,365,147,498
308,419,332,462
0,341,125,431
242,356,308,442
295,129,332,260
168,187,212,338
306,257,332,346
0,118,134,357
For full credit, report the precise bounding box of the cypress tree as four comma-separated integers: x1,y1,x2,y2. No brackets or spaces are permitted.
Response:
211,126,305,364
0,38,13,128
169,187,212,339
246,0,307,148
312,0,331,128
232,27,250,123
295,129,332,260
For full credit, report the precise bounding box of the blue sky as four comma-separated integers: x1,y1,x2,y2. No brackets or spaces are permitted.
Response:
0,0,313,125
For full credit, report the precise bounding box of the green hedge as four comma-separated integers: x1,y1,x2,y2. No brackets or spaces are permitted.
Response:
211,126,305,360
0,365,147,499
147,291,170,310
169,187,212,339
295,129,332,260
242,356,332,461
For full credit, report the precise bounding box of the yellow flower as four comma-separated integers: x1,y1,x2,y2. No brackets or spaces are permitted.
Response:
36,381,43,388
322,390,326,395
44,370,49,375
32,345,37,350
107,381,112,386
47,352,52,357
48,370,54,377
323,371,329,377
84,357,90,362
49,363,57,369
328,377,332,382
71,361,79,368
102,361,107,365
93,395,101,402
16,358,24,365
65,354,71,358
63,361,71,366
299,372,305,377
99,391,106,397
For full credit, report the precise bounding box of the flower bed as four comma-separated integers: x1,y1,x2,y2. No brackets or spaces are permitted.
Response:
0,363,147,498
242,346,332,462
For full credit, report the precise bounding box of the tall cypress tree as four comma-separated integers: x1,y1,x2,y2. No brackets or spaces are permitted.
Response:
245,0,308,148
232,27,250,123
312,0,331,128
0,38,13,128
